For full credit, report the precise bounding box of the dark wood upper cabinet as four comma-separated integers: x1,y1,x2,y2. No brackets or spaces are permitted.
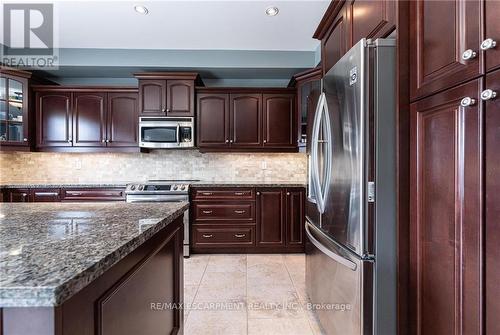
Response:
263,94,296,148
256,189,285,247
37,92,72,147
138,80,166,116
409,0,481,100
107,92,138,147
230,93,262,147
322,5,349,75
0,69,32,151
410,79,482,335
196,93,229,148
167,80,194,117
485,69,500,335
285,188,304,246
35,88,138,151
484,0,500,73
348,0,395,46
135,73,199,117
73,93,106,147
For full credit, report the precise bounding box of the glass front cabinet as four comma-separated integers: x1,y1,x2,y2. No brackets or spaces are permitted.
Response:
0,69,31,150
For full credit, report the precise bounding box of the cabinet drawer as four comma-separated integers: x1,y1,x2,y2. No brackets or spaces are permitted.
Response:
193,202,255,222
33,189,61,202
61,188,125,201
193,226,255,246
192,188,254,200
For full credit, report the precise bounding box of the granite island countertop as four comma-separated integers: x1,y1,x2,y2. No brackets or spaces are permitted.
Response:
0,202,188,308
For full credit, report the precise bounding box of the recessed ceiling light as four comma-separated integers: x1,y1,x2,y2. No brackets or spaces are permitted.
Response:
134,5,149,15
265,6,279,16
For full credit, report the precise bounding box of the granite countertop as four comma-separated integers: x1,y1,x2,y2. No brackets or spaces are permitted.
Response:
0,181,307,189
0,202,188,308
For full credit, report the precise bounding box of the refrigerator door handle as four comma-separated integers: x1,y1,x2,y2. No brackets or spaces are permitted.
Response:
311,93,326,213
305,221,357,271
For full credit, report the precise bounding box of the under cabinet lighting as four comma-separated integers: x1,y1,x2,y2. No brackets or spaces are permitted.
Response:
134,5,149,15
265,6,279,16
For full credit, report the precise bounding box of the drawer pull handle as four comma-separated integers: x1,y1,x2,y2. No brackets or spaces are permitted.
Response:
234,234,246,238
202,210,213,214
70,192,82,196
234,192,245,196
201,192,213,196
202,234,213,238
234,210,246,214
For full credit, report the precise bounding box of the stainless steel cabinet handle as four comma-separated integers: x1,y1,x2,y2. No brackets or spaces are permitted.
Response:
202,210,213,214
225,139,229,143
35,192,59,196
201,192,213,196
234,210,246,214
462,49,477,60
481,38,497,50
23,138,28,142
202,234,213,238
256,192,261,196
67,139,72,143
70,192,82,196
263,139,267,143
161,107,166,112
101,139,106,143
286,192,290,196
481,89,497,101
230,139,233,143
460,97,476,107
234,234,246,238
234,192,245,196
106,139,111,143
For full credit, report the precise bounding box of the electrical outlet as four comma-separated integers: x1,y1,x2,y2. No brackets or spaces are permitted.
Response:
75,159,82,170
261,161,267,170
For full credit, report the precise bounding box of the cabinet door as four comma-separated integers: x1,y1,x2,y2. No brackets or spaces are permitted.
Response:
166,80,194,117
348,0,396,47
196,93,230,148
322,5,349,75
32,189,60,202
286,188,304,246
230,93,262,147
256,189,285,247
107,92,138,147
484,0,500,72
0,75,29,146
73,93,106,147
485,69,500,335
8,189,31,202
409,0,481,100
37,92,72,147
410,79,482,335
263,94,296,148
139,80,166,116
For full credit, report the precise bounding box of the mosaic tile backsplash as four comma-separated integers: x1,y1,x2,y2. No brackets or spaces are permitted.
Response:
0,150,307,184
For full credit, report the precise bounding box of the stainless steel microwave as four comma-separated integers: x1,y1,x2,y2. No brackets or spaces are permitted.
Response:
139,117,194,148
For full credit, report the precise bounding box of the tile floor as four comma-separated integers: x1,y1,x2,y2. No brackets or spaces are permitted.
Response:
183,254,325,335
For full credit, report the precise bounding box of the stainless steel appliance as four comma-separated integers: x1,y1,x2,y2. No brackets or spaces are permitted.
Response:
139,117,194,149
306,38,397,335
125,180,197,257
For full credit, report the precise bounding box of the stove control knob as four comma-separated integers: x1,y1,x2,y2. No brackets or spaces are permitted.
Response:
173,185,178,190
138,185,144,191
181,185,186,190
130,185,136,191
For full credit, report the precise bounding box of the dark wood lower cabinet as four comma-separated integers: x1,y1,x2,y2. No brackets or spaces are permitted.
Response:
2,187,125,202
0,216,184,335
410,79,483,335
191,187,305,253
485,69,500,335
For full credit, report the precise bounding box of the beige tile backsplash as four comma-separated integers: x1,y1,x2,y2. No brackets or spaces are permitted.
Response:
0,150,307,184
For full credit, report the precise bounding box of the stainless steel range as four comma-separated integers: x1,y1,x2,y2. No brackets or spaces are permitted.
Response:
125,180,197,257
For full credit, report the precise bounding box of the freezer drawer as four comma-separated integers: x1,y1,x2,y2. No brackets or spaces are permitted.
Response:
305,221,373,335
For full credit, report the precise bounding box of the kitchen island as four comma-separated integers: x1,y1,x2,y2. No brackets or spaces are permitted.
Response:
0,202,188,335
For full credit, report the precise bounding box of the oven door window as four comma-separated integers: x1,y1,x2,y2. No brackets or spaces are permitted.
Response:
141,127,177,143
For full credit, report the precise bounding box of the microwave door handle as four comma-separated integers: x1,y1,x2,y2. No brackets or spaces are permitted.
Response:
176,124,180,145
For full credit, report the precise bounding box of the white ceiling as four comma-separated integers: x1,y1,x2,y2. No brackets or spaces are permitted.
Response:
2,0,330,51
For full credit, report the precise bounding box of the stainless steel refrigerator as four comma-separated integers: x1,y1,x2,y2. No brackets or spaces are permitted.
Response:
305,38,397,335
